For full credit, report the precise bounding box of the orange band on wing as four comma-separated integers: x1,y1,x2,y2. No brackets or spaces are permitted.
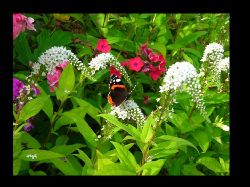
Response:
111,85,126,90
107,95,115,106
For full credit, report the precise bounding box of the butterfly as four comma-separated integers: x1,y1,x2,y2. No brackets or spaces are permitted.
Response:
107,74,131,107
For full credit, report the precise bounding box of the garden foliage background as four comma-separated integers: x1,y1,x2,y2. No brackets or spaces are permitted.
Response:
13,13,230,176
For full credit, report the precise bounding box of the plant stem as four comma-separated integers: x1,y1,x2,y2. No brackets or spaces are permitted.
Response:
41,99,66,149
139,92,171,175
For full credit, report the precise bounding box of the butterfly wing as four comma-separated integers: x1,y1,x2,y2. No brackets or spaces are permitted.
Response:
108,74,130,106
108,87,130,106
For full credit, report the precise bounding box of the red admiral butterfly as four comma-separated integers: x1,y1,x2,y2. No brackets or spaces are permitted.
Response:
107,74,130,107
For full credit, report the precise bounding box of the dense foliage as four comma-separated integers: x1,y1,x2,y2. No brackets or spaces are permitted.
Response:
13,13,229,176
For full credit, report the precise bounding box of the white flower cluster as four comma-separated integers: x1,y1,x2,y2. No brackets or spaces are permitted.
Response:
217,57,230,72
89,53,114,74
200,43,229,89
159,61,206,116
159,62,198,93
88,53,132,86
32,46,82,75
110,99,145,126
201,43,224,63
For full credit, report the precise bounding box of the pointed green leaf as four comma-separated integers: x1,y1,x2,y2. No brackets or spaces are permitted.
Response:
50,157,80,175
182,163,204,176
29,169,47,176
20,132,41,149
167,31,207,50
141,114,154,143
13,159,21,175
95,163,136,175
104,143,134,163
19,149,64,161
71,97,101,124
197,157,225,173
19,95,49,122
98,114,141,141
50,144,84,155
192,129,210,152
74,149,93,168
141,159,166,175
156,135,198,152
63,112,97,148
13,33,34,66
56,63,75,102
111,141,140,172
42,95,53,119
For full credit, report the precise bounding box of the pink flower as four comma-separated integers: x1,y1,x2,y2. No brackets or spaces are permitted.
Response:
141,63,151,73
47,61,69,92
13,13,36,40
128,57,145,72
47,69,61,92
149,64,166,81
57,60,69,69
140,43,152,56
110,66,122,78
96,39,111,53
121,61,130,67
148,52,160,62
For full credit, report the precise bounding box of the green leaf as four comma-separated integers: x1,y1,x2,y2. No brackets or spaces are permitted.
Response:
168,111,201,133
56,63,75,102
29,169,47,176
184,48,202,58
182,163,204,176
167,31,207,50
13,133,22,159
55,135,69,145
50,157,80,175
53,107,87,131
87,69,109,84
107,37,126,44
141,159,166,175
98,114,141,141
205,91,229,105
77,46,92,58
197,157,225,173
149,42,166,59
95,163,136,175
141,114,154,143
20,132,41,149
71,97,101,124
149,148,178,159
111,142,140,172
54,115,75,132
74,149,93,168
192,129,210,152
50,30,73,46
182,53,194,64
13,33,34,66
155,135,198,152
104,143,134,163
42,95,53,119
63,112,97,148
50,144,84,155
33,29,51,59
67,155,83,175
18,149,64,161
13,159,21,175
96,150,115,170
19,95,49,122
